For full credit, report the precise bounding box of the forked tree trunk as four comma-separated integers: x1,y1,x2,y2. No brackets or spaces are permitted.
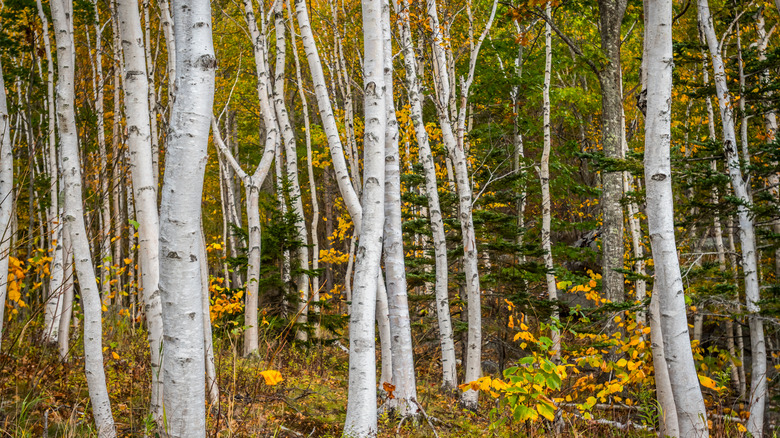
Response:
644,1,708,435
698,1,766,434
343,0,385,433
157,0,216,432
394,0,456,391
116,0,165,424
51,0,116,433
240,0,280,354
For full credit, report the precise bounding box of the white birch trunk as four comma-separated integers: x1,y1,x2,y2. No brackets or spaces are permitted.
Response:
293,0,361,228
426,0,497,410
376,269,393,392
272,2,311,340
343,0,385,433
394,0,456,390
240,0,280,354
57,234,74,361
51,0,117,433
157,0,216,432
644,1,708,435
116,0,165,424
698,1,766,434
200,225,219,406
36,0,65,345
540,3,560,359
648,290,679,437
0,58,12,352
287,0,321,328
382,0,417,416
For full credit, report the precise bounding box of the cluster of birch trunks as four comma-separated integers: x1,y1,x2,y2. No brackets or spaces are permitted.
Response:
0,0,779,436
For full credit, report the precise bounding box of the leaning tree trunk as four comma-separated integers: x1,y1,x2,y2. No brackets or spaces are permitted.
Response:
644,1,709,435
0,58,12,352
343,0,385,434
698,1,766,435
116,0,165,424
157,0,216,432
293,0,361,227
648,289,680,437
51,0,116,434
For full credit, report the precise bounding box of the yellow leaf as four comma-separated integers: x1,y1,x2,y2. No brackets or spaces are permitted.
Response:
112,351,120,360
699,375,718,391
102,304,108,312
260,370,284,386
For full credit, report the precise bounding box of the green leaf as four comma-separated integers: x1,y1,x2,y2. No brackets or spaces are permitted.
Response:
514,405,538,422
129,219,140,230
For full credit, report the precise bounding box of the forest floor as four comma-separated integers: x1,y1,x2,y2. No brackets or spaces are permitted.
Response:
0,314,745,437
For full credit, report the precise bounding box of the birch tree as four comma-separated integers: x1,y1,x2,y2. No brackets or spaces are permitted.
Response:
157,0,216,432
644,0,708,434
51,0,116,433
116,0,165,424
540,3,560,359
0,58,12,351
271,0,311,340
425,0,498,409
698,0,767,434
382,0,417,416
343,0,385,433
394,0,457,391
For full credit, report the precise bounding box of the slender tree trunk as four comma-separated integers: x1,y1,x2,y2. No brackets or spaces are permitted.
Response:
540,3,560,359
272,2,311,340
698,1,766,434
649,290,680,437
200,224,219,406
343,0,385,433
0,58,12,352
51,0,117,433
644,1,709,435
240,0,280,354
37,0,65,344
157,0,216,432
382,0,417,416
288,0,321,330
57,234,74,361
394,0,456,391
376,268,393,392
143,0,160,188
116,0,165,423
426,0,497,409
